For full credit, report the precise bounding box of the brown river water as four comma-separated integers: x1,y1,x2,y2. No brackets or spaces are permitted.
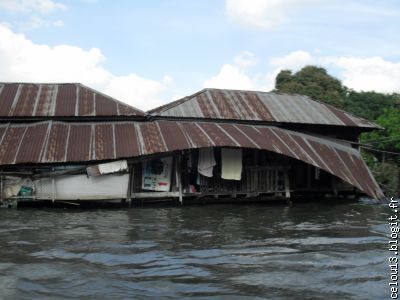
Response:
0,200,389,299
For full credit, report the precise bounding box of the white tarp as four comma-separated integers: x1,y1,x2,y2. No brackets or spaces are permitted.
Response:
87,160,128,176
142,157,172,192
34,173,129,200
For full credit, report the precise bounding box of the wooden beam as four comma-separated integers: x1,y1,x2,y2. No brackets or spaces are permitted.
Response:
132,192,180,198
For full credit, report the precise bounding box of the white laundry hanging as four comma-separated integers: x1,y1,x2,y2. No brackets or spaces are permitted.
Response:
198,148,216,177
221,148,242,180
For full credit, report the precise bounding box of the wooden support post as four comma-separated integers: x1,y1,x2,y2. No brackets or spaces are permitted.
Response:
284,170,290,198
175,155,183,205
127,165,134,207
51,177,56,202
48,166,56,202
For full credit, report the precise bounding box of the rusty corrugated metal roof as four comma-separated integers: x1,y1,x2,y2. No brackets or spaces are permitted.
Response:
0,83,145,118
0,120,383,199
148,88,379,129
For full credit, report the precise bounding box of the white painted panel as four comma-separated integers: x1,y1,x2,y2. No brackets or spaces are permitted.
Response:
34,174,129,200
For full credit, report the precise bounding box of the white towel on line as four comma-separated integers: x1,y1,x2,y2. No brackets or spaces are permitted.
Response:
198,148,216,177
221,148,242,180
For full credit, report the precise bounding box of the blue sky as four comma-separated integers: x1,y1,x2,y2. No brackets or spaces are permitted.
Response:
0,0,399,110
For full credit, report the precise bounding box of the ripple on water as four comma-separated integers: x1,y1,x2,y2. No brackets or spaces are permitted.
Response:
0,202,388,299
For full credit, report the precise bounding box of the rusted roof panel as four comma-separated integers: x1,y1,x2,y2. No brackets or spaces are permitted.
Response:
178,122,214,148
0,120,383,199
198,122,235,146
95,124,115,160
78,85,95,116
114,123,140,158
13,84,39,117
44,123,69,162
15,123,48,163
34,84,57,117
66,124,92,162
138,122,167,155
0,83,145,118
0,126,26,164
216,124,250,148
95,94,118,116
157,121,189,152
55,83,76,116
0,83,18,116
149,88,379,129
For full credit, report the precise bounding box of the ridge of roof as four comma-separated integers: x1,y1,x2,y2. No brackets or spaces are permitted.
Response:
147,87,332,114
147,88,380,129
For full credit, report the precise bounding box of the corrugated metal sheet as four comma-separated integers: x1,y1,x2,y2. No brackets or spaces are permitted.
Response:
0,120,383,199
149,88,379,129
0,83,145,117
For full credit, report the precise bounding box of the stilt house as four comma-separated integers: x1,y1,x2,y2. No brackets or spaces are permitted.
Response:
0,83,384,206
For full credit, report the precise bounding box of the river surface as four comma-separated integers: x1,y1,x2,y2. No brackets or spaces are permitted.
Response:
0,200,390,299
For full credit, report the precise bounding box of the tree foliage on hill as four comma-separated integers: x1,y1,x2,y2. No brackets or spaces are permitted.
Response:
362,108,400,152
275,66,345,108
361,106,400,196
344,91,399,121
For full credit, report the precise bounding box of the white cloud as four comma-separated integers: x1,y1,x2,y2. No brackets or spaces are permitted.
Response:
325,56,400,93
0,0,66,14
53,19,64,27
205,49,400,94
203,50,313,91
19,15,64,31
204,64,255,90
233,51,258,69
203,51,257,90
268,51,400,93
104,75,172,110
80,0,99,3
0,24,172,110
225,0,317,30
20,15,46,30
260,50,315,90
0,0,67,30
270,50,313,70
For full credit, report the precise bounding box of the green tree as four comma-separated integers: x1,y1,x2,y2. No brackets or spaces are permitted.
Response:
275,66,345,108
362,108,400,152
344,91,398,121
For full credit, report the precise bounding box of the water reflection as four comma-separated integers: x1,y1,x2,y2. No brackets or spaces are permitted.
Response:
0,202,388,299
